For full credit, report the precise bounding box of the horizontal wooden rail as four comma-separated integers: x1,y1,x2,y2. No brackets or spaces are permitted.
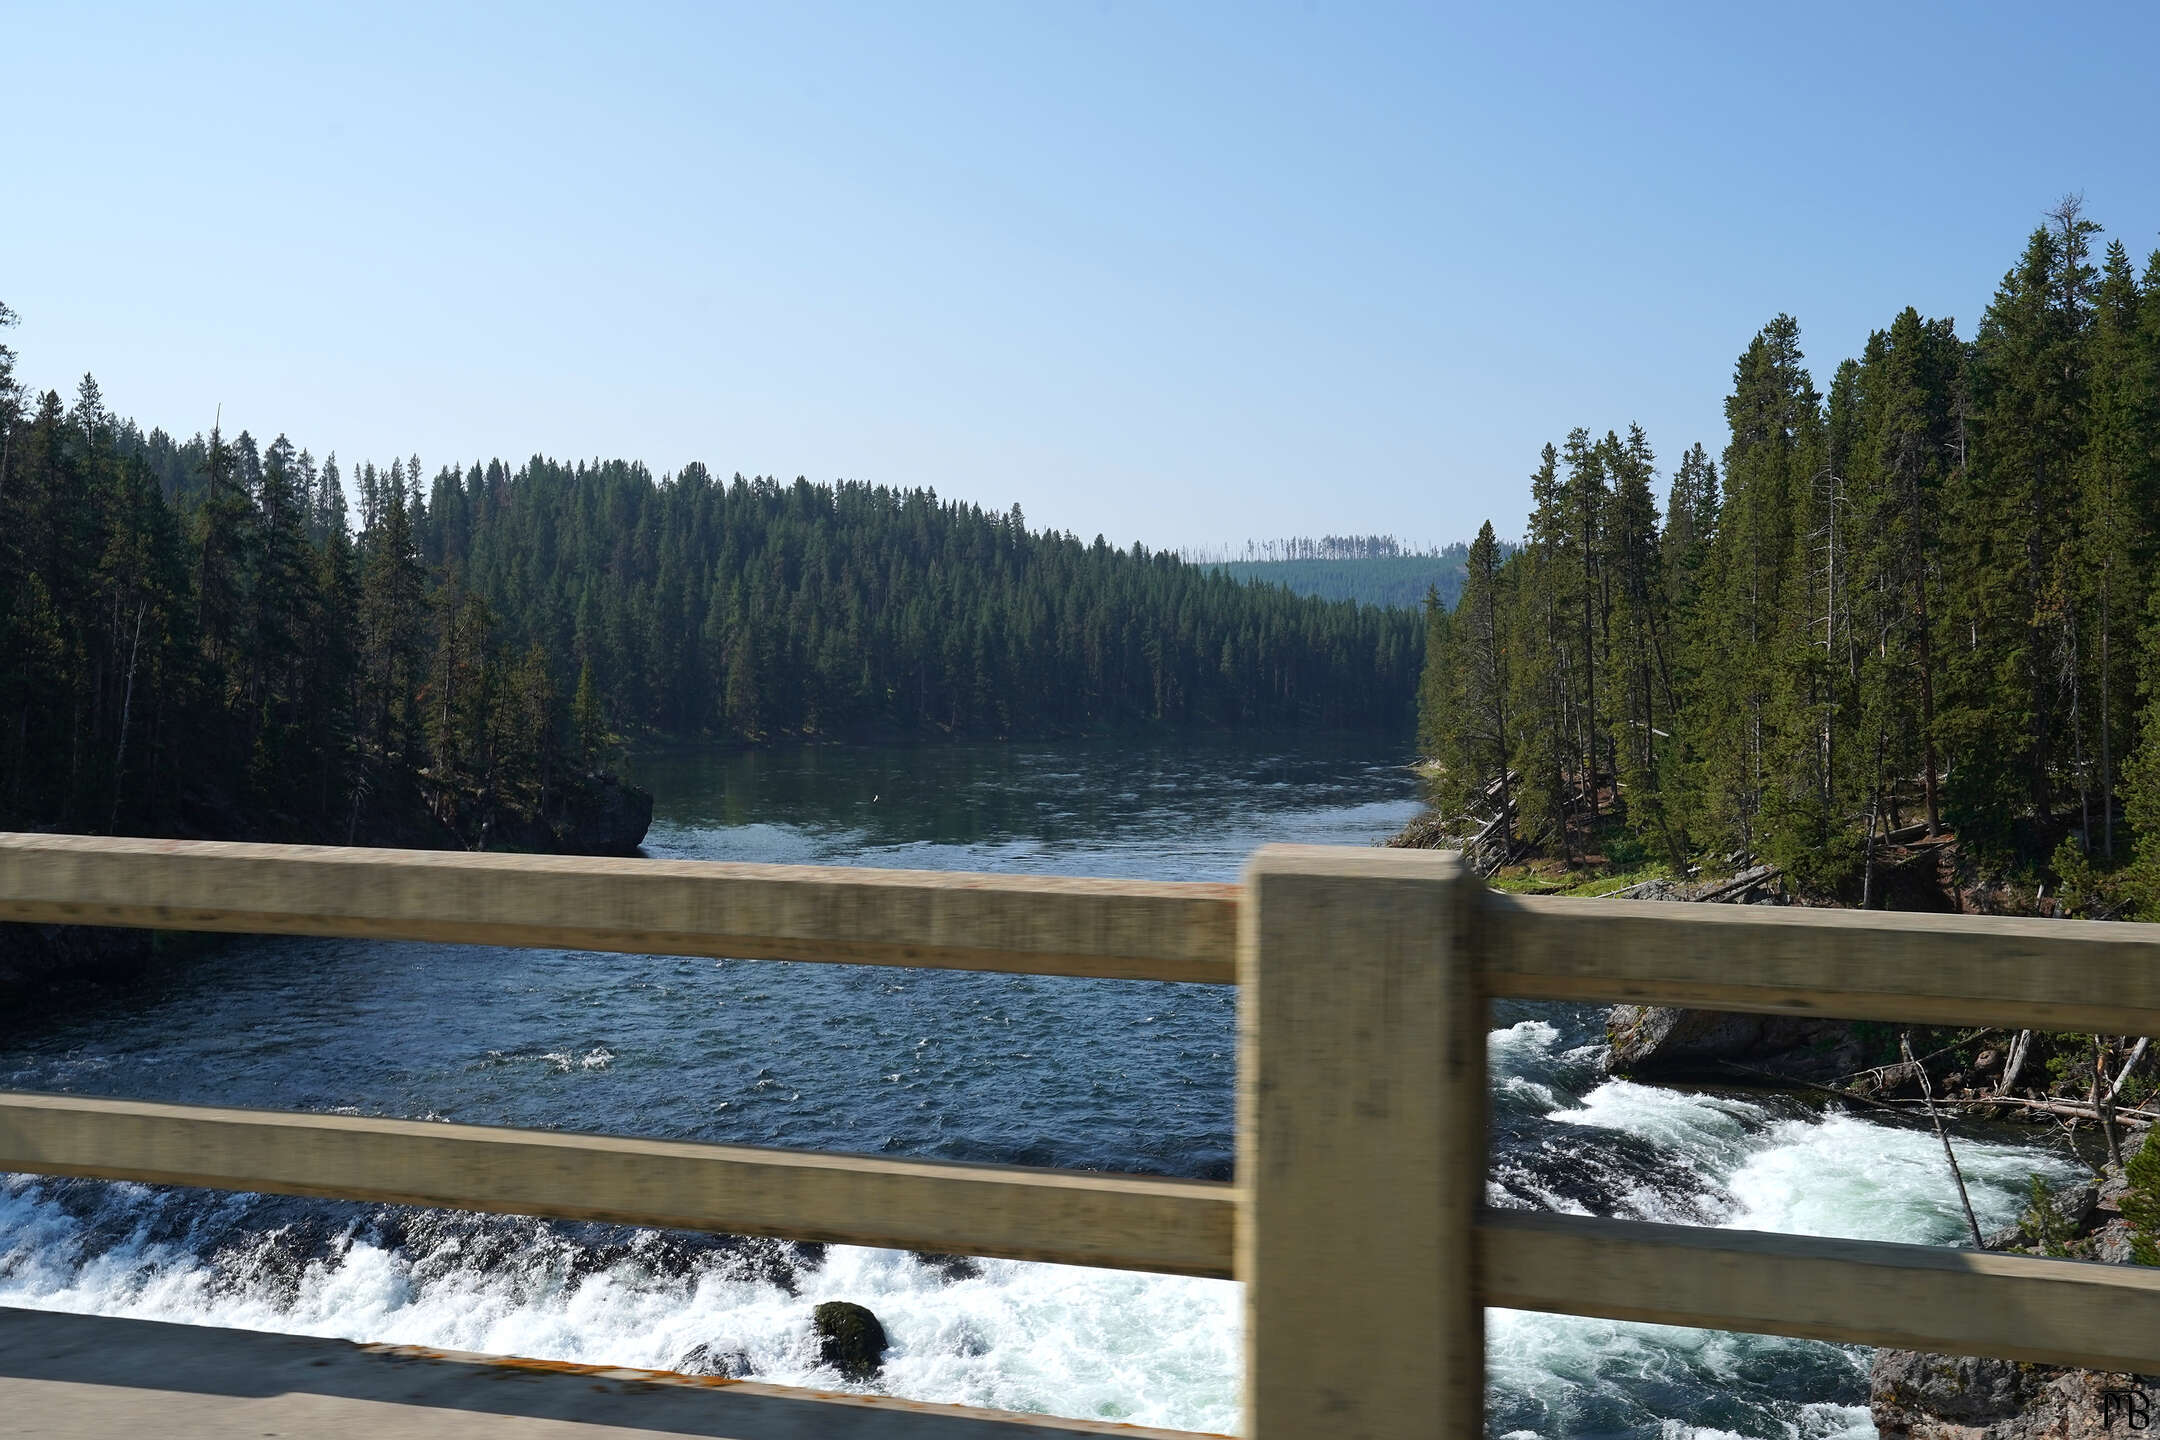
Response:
1486,892,2160,1035
0,834,1238,984
14,834,2160,1028
1482,1208,2160,1374
0,1093,1235,1278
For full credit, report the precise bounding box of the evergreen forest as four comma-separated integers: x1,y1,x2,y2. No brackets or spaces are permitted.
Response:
0,303,1419,848
1417,199,2160,914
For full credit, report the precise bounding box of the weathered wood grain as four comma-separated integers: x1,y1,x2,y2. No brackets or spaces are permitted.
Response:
1238,845,1484,1439
0,1092,1234,1278
1481,1208,2160,1374
0,833,1239,984
1486,891,2160,1035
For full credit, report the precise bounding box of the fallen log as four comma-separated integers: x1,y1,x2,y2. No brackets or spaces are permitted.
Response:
1693,863,1780,904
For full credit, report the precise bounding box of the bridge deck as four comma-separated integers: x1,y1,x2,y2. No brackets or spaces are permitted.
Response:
0,1308,1194,1440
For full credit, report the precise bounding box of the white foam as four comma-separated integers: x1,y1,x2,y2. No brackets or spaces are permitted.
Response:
1550,1078,1771,1174
1725,1111,2078,1243
1490,1018,1566,1069
0,1178,1237,1432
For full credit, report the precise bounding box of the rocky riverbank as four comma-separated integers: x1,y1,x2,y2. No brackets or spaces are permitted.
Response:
1873,1352,2158,1440
1608,985,2160,1440
1384,806,2141,1122
0,921,194,1010
1872,1159,2157,1440
423,768,655,857
1595,936,2160,1440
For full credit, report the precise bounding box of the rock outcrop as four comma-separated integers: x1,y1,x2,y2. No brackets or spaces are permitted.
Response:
0,921,216,1010
1604,1004,1890,1085
1871,1351,2157,1440
1,770,654,1007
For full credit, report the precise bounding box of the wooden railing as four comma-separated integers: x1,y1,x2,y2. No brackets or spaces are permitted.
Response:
5,832,2160,1438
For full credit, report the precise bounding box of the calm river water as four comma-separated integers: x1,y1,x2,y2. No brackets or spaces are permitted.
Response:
0,734,2075,1436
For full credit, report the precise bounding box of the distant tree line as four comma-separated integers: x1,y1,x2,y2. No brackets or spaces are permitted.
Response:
1419,198,2160,911
1182,534,1457,564
0,309,1417,843
1210,551,1498,612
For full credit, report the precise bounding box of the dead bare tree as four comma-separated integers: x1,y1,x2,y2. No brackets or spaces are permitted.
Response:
2093,1036,2125,1170
1999,1030,2034,1096
1906,1032,1985,1248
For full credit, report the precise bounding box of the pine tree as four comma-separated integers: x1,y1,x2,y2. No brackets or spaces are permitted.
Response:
2126,587,2160,916
192,419,249,691
1689,315,1821,863
1661,443,1717,615
1443,523,1514,850
573,659,608,770
1508,445,1577,861
2079,241,2154,859
358,457,426,770
1601,425,1678,863
1944,201,2099,852
1560,428,1609,820
1417,582,1462,796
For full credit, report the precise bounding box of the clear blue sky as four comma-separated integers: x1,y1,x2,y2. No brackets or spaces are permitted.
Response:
7,2,2157,551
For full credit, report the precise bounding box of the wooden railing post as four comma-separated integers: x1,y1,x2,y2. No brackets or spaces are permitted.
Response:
1238,845,1484,1439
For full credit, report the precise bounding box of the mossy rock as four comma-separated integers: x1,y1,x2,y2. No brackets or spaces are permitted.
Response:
812,1300,888,1381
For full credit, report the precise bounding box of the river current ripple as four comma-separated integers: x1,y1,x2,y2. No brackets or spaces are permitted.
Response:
0,736,2078,1437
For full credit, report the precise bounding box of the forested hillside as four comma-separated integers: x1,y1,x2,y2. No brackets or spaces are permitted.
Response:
407,466,1418,744
1419,199,2160,913
0,309,1417,845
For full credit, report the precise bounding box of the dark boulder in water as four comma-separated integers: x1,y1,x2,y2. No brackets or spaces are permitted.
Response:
811,1300,888,1381
911,1251,982,1283
674,1343,754,1378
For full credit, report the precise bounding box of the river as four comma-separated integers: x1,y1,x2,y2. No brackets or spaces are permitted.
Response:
0,734,2079,1436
